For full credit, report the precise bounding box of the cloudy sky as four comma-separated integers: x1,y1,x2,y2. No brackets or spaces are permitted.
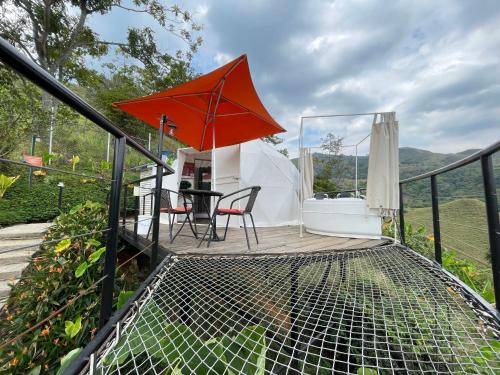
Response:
91,0,500,155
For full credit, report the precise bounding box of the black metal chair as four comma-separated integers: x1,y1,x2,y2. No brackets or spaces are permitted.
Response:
200,186,261,250
147,189,197,243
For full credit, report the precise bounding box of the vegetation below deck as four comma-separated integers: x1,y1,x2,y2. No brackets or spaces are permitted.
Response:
0,202,148,374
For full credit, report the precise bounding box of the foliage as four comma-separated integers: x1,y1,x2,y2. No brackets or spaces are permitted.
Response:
383,221,495,303
0,174,19,198
104,300,267,374
0,66,47,158
313,177,337,194
0,201,145,373
0,170,109,226
0,201,107,373
262,134,288,158
0,0,201,84
70,155,80,171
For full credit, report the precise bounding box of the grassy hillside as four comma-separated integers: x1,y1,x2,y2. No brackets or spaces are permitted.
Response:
405,198,490,266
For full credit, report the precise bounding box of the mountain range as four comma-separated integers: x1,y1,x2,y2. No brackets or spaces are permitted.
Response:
292,147,499,207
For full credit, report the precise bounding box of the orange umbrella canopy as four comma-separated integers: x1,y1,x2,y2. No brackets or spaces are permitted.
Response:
113,55,285,151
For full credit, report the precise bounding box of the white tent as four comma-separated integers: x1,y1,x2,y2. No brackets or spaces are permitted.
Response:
162,139,299,228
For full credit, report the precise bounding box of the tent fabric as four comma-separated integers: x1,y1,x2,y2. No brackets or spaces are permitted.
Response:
301,147,314,200
366,112,399,214
113,55,285,151
166,139,299,227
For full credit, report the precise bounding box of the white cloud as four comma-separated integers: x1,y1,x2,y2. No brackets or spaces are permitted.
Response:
214,52,232,65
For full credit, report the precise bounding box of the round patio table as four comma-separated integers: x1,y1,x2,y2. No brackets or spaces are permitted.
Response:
179,188,223,242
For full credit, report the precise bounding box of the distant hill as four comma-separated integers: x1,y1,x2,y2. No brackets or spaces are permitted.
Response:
292,147,499,207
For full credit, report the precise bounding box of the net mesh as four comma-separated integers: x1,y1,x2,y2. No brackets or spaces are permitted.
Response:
92,245,500,374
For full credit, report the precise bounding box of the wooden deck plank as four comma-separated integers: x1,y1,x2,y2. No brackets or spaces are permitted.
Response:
124,221,388,256
149,224,389,256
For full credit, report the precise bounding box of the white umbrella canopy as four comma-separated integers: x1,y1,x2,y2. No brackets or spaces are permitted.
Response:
366,112,400,215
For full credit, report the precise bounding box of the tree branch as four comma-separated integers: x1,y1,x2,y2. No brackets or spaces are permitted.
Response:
51,2,88,71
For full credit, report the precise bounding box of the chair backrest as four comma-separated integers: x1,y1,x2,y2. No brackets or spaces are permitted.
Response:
244,186,261,213
160,189,176,210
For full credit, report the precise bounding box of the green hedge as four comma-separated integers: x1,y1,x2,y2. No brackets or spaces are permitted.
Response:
0,171,110,226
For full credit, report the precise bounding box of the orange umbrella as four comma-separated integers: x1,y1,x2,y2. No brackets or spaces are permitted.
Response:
113,54,285,151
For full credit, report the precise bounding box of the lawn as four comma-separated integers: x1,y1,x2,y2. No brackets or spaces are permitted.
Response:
405,198,490,266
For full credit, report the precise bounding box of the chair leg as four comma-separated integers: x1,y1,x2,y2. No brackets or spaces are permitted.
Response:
222,214,231,241
242,214,250,250
207,213,218,248
249,213,259,244
197,215,213,248
186,211,198,239
172,213,191,243
167,212,173,242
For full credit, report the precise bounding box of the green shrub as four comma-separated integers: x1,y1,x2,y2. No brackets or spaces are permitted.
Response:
0,201,142,374
0,171,110,226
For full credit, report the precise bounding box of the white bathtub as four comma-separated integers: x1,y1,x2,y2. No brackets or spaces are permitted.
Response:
303,197,382,239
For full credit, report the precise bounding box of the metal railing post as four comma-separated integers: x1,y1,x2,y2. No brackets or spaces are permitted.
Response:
481,154,500,307
399,182,405,244
122,185,128,226
150,165,163,271
431,175,442,264
134,196,140,237
99,136,126,328
150,115,166,271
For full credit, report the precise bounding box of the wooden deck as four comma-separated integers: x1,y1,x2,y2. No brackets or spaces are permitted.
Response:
153,223,389,256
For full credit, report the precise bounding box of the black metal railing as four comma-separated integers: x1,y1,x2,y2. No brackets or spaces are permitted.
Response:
0,37,174,329
399,140,500,311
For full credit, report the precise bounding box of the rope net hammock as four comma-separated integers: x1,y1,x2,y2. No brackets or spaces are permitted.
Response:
91,245,500,374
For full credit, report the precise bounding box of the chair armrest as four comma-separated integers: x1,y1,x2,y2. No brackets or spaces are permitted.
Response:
229,193,252,209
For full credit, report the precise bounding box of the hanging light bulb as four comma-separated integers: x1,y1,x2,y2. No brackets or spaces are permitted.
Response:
167,122,177,137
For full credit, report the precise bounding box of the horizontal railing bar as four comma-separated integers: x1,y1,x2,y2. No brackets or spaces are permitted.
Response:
401,140,500,184
124,171,170,186
0,157,111,181
0,37,172,173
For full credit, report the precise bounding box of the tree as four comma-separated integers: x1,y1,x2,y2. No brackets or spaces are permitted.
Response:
0,1,201,83
313,132,347,192
0,0,202,154
0,66,48,158
262,134,289,158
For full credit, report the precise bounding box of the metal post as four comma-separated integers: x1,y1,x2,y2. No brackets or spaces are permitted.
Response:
57,182,64,210
150,115,166,271
148,132,151,151
431,175,442,264
134,196,140,237
355,145,358,195
28,134,37,188
299,117,304,238
122,185,128,226
481,155,500,307
399,183,405,245
99,136,126,328
48,104,55,163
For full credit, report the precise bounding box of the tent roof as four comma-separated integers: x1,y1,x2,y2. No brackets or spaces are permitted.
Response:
113,55,285,151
